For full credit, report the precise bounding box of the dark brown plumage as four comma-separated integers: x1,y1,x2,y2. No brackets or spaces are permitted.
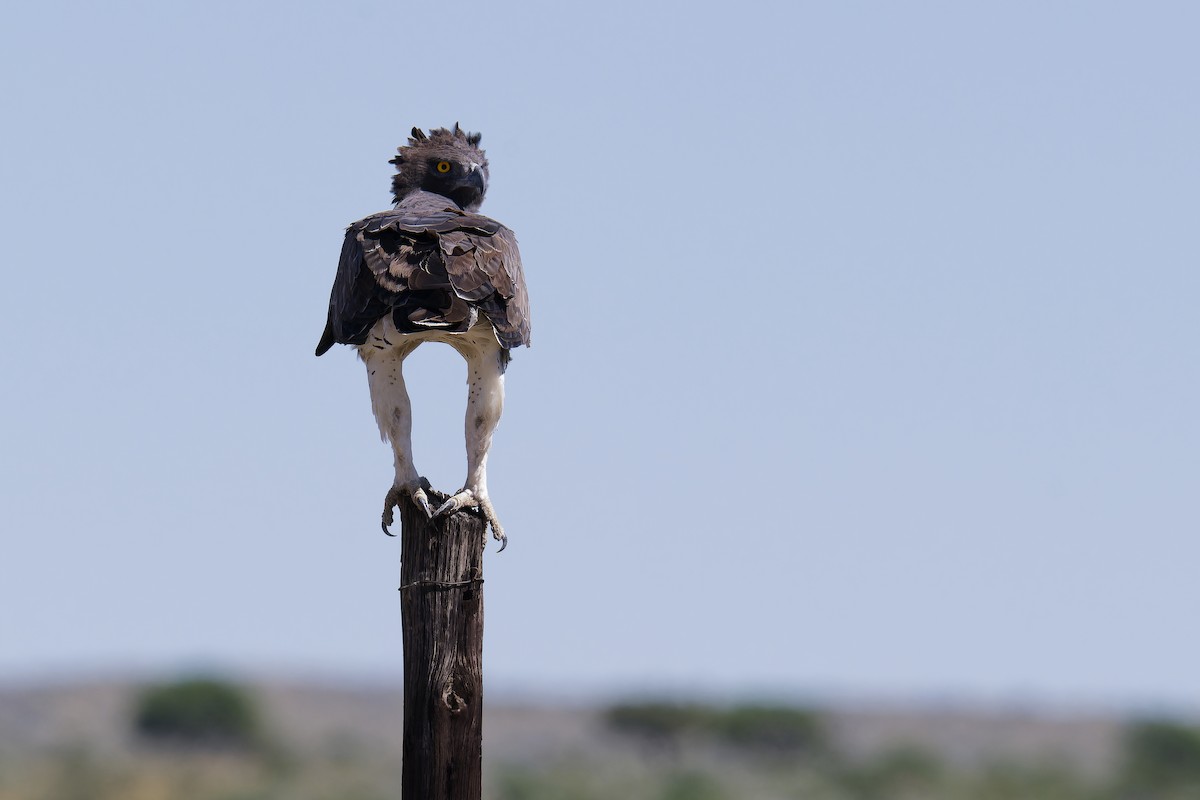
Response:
316,126,530,357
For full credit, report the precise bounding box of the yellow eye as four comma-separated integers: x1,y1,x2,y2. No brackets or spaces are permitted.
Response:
436,161,451,173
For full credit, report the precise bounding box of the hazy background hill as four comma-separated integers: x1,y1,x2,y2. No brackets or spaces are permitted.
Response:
0,677,1120,768
6,675,1200,799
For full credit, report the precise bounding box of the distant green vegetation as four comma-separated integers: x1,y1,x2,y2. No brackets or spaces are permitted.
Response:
1,689,1198,800
604,702,712,744
1120,719,1200,796
710,704,827,755
133,677,261,749
598,702,1200,800
604,701,827,758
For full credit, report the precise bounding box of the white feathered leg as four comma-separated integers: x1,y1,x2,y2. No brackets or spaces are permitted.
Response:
361,341,432,534
434,337,509,549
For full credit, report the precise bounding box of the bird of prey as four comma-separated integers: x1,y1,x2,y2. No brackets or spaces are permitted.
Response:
316,125,530,549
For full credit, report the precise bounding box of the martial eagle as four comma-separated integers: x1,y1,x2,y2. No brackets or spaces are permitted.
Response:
316,125,530,548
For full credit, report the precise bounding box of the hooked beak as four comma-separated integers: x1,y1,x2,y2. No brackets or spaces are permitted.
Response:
451,163,487,208
467,162,487,193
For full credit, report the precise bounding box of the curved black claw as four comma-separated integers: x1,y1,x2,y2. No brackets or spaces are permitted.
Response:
415,494,433,518
381,480,435,537
381,485,403,537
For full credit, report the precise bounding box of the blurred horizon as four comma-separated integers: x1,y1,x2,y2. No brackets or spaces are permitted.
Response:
2,665,1195,720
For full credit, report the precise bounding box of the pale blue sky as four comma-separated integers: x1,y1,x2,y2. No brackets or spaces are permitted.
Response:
2,1,1198,707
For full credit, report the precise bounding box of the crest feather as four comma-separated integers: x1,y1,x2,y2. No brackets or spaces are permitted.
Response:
388,123,489,205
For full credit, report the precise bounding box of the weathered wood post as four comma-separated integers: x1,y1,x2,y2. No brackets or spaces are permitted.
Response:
397,491,486,800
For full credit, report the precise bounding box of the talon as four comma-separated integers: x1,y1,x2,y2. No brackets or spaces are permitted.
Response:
413,491,433,519
380,480,431,536
415,477,435,518
477,496,508,552
431,490,510,551
381,486,402,537
433,495,463,518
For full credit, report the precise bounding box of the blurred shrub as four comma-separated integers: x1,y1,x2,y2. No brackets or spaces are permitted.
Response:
133,677,260,749
604,702,714,746
604,700,827,759
1121,719,1200,794
712,704,827,757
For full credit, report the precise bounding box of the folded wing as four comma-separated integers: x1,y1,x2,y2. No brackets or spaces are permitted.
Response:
316,195,530,356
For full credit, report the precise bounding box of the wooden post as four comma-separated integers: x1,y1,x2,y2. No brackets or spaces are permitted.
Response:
397,491,486,800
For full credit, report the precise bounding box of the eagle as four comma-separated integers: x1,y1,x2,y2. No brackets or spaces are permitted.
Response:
316,125,530,549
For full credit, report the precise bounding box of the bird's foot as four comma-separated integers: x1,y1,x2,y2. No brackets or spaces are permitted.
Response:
381,477,434,536
434,490,508,552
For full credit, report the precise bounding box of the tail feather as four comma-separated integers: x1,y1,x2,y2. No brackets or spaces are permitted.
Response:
315,322,336,356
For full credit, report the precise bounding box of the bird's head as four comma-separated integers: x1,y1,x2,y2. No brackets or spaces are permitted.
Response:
389,124,489,211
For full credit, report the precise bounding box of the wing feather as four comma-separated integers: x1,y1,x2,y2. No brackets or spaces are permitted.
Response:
315,193,530,356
